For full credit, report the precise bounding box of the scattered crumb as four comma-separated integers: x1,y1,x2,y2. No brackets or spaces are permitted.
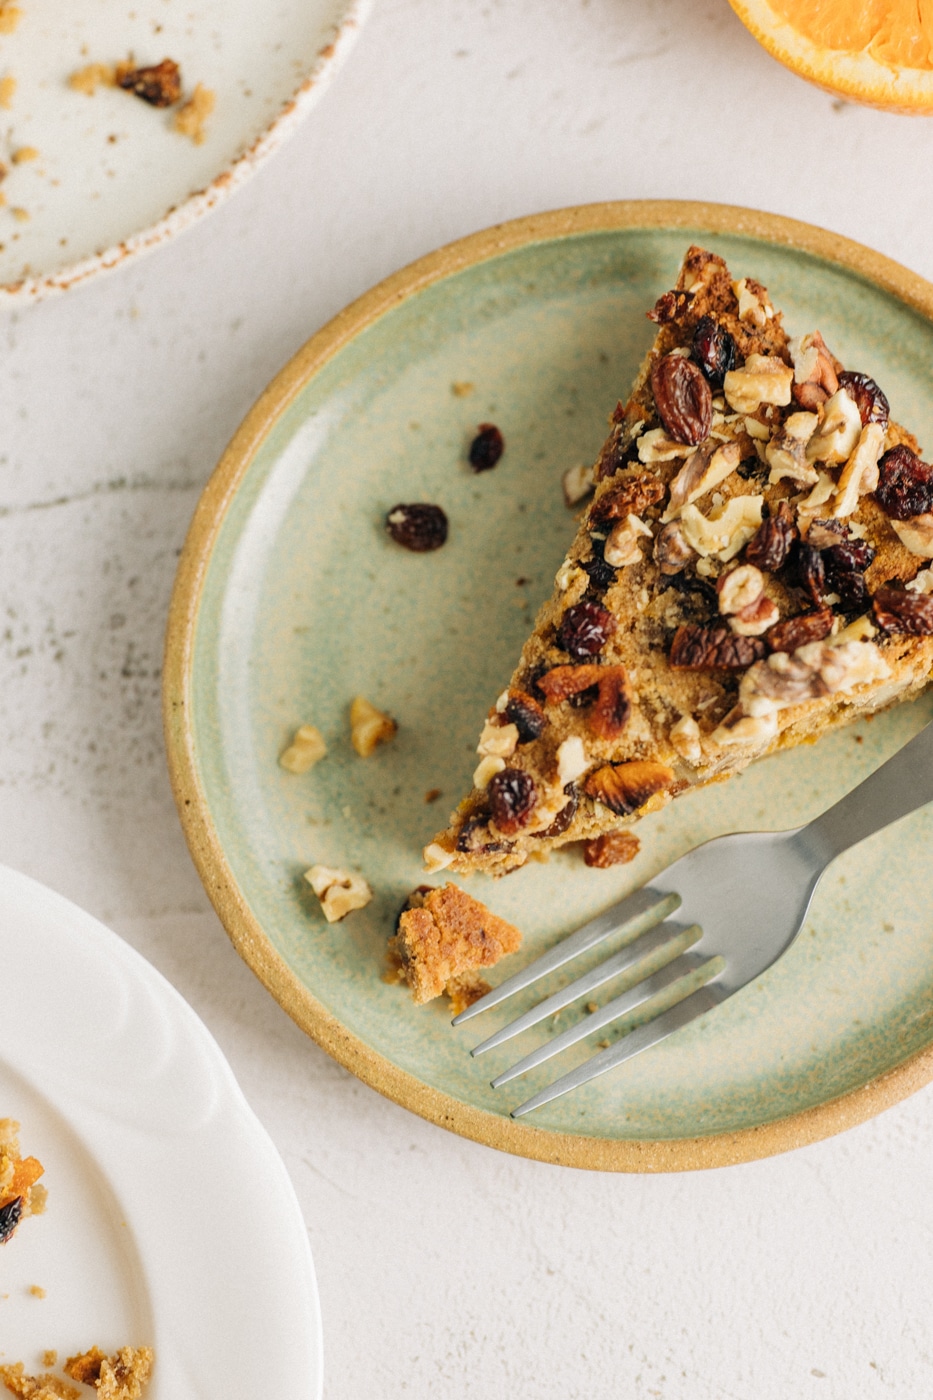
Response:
424,788,442,804
174,82,215,144
28,1285,46,1299
0,5,23,36
586,1001,599,1014
597,1039,611,1049
11,147,38,164
389,883,522,1003
451,381,474,397
0,1365,79,1400
445,973,491,1017
583,831,641,868
11,206,28,221
116,58,181,108
65,1347,153,1400
0,76,15,109
349,696,396,757
29,1184,47,1214
68,64,116,96
40,1359,55,1372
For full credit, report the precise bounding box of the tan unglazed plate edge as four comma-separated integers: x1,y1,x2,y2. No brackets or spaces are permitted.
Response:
163,199,933,1173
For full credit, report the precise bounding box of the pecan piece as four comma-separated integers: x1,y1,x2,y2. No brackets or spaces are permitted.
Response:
650,354,713,445
584,760,674,816
488,768,537,834
669,623,767,669
537,664,603,703
504,691,547,742
583,831,641,867
117,57,182,106
589,666,633,741
765,607,834,654
872,587,933,635
589,473,665,528
744,505,798,572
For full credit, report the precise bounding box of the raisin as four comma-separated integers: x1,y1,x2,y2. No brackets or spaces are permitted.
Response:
504,692,547,742
456,813,505,854
117,58,182,106
872,587,933,635
790,541,826,605
875,446,933,521
823,539,876,612
647,288,694,324
583,831,641,868
488,768,537,834
650,354,712,445
532,785,579,839
385,503,448,551
838,370,889,429
691,315,736,390
0,1196,22,1245
468,423,504,472
669,623,767,669
556,601,616,660
765,607,834,654
666,570,719,612
581,537,618,594
745,510,798,572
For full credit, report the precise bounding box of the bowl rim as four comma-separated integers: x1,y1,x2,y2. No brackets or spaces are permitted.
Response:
163,198,933,1172
0,0,371,305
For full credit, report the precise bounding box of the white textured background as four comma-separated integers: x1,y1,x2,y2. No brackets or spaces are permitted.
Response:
3,0,933,1394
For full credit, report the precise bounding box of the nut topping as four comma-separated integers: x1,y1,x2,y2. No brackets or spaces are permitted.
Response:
730,595,780,636
805,388,862,465
654,520,697,574
304,865,373,923
790,331,839,410
723,355,793,415
603,513,652,567
765,607,834,654
717,563,765,616
670,713,702,764
669,623,768,669
890,514,933,559
650,353,713,445
765,412,819,486
562,463,595,507
832,423,886,518
872,587,933,635
350,697,397,757
584,760,674,816
661,439,741,522
637,427,694,464
476,719,519,759
279,724,327,774
678,496,764,561
556,737,590,786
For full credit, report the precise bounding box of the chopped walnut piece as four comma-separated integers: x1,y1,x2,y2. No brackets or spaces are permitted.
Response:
603,513,652,567
304,865,373,922
175,83,215,144
584,760,674,816
661,439,741,521
654,519,697,574
833,422,885,517
907,567,933,595
562,463,595,506
473,754,506,789
556,735,590,785
636,427,693,464
279,723,327,773
732,277,773,327
350,696,397,756
790,331,839,410
717,563,764,616
730,594,780,637
670,713,702,763
765,412,819,486
583,831,641,867
710,708,778,748
806,388,862,465
116,58,182,107
389,883,522,1004
723,355,793,415
476,718,519,759
889,513,933,559
678,496,764,561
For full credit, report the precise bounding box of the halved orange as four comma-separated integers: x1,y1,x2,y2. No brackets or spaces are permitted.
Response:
730,0,933,113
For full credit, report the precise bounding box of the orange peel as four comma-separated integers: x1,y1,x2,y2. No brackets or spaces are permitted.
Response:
729,0,933,113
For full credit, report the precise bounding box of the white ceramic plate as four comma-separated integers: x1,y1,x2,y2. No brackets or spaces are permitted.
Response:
0,863,322,1398
0,0,370,302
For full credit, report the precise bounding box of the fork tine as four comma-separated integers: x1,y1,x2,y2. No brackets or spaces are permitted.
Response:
510,980,727,1118
451,885,678,1026
490,947,707,1086
471,920,700,1058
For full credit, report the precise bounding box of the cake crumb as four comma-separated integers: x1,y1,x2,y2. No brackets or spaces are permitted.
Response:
64,1347,153,1400
445,973,491,1017
174,83,215,144
28,1285,45,1299
68,64,116,96
451,381,474,397
0,1365,79,1400
11,206,28,221
11,147,38,164
389,884,522,1004
0,5,23,35
40,1358,56,1372
424,788,442,804
0,76,15,109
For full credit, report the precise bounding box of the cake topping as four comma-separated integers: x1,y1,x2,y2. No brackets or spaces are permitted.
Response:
650,353,713,444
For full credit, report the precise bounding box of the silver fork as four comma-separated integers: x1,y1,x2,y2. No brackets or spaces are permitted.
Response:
453,720,933,1118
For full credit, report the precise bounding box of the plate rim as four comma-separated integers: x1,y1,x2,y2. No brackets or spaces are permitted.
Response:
163,198,933,1173
0,0,372,305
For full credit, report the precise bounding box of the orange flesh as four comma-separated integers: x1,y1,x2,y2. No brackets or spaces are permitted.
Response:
770,0,933,69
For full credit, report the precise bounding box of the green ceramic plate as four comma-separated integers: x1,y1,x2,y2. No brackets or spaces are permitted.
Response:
165,202,933,1171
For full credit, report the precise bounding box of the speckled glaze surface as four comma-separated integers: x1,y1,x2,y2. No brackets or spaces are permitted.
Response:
0,0,369,302
165,203,933,1171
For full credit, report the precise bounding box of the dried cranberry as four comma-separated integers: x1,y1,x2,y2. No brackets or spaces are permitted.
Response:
872,587,933,635
790,541,826,605
648,288,694,324
581,538,617,594
556,600,616,660
385,503,448,552
117,58,182,106
531,785,578,839
745,511,798,572
838,371,889,429
468,423,504,472
650,354,713,445
504,692,547,743
0,1196,22,1245
875,446,933,521
488,768,537,835
691,315,736,390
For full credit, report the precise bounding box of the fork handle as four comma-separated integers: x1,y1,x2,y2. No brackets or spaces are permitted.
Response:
801,719,933,866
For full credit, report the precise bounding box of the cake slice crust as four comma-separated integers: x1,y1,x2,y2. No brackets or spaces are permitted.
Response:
428,246,933,876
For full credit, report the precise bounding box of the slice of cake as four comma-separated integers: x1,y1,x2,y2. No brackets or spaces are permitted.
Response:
426,245,933,876
0,1118,45,1244
388,883,522,1004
